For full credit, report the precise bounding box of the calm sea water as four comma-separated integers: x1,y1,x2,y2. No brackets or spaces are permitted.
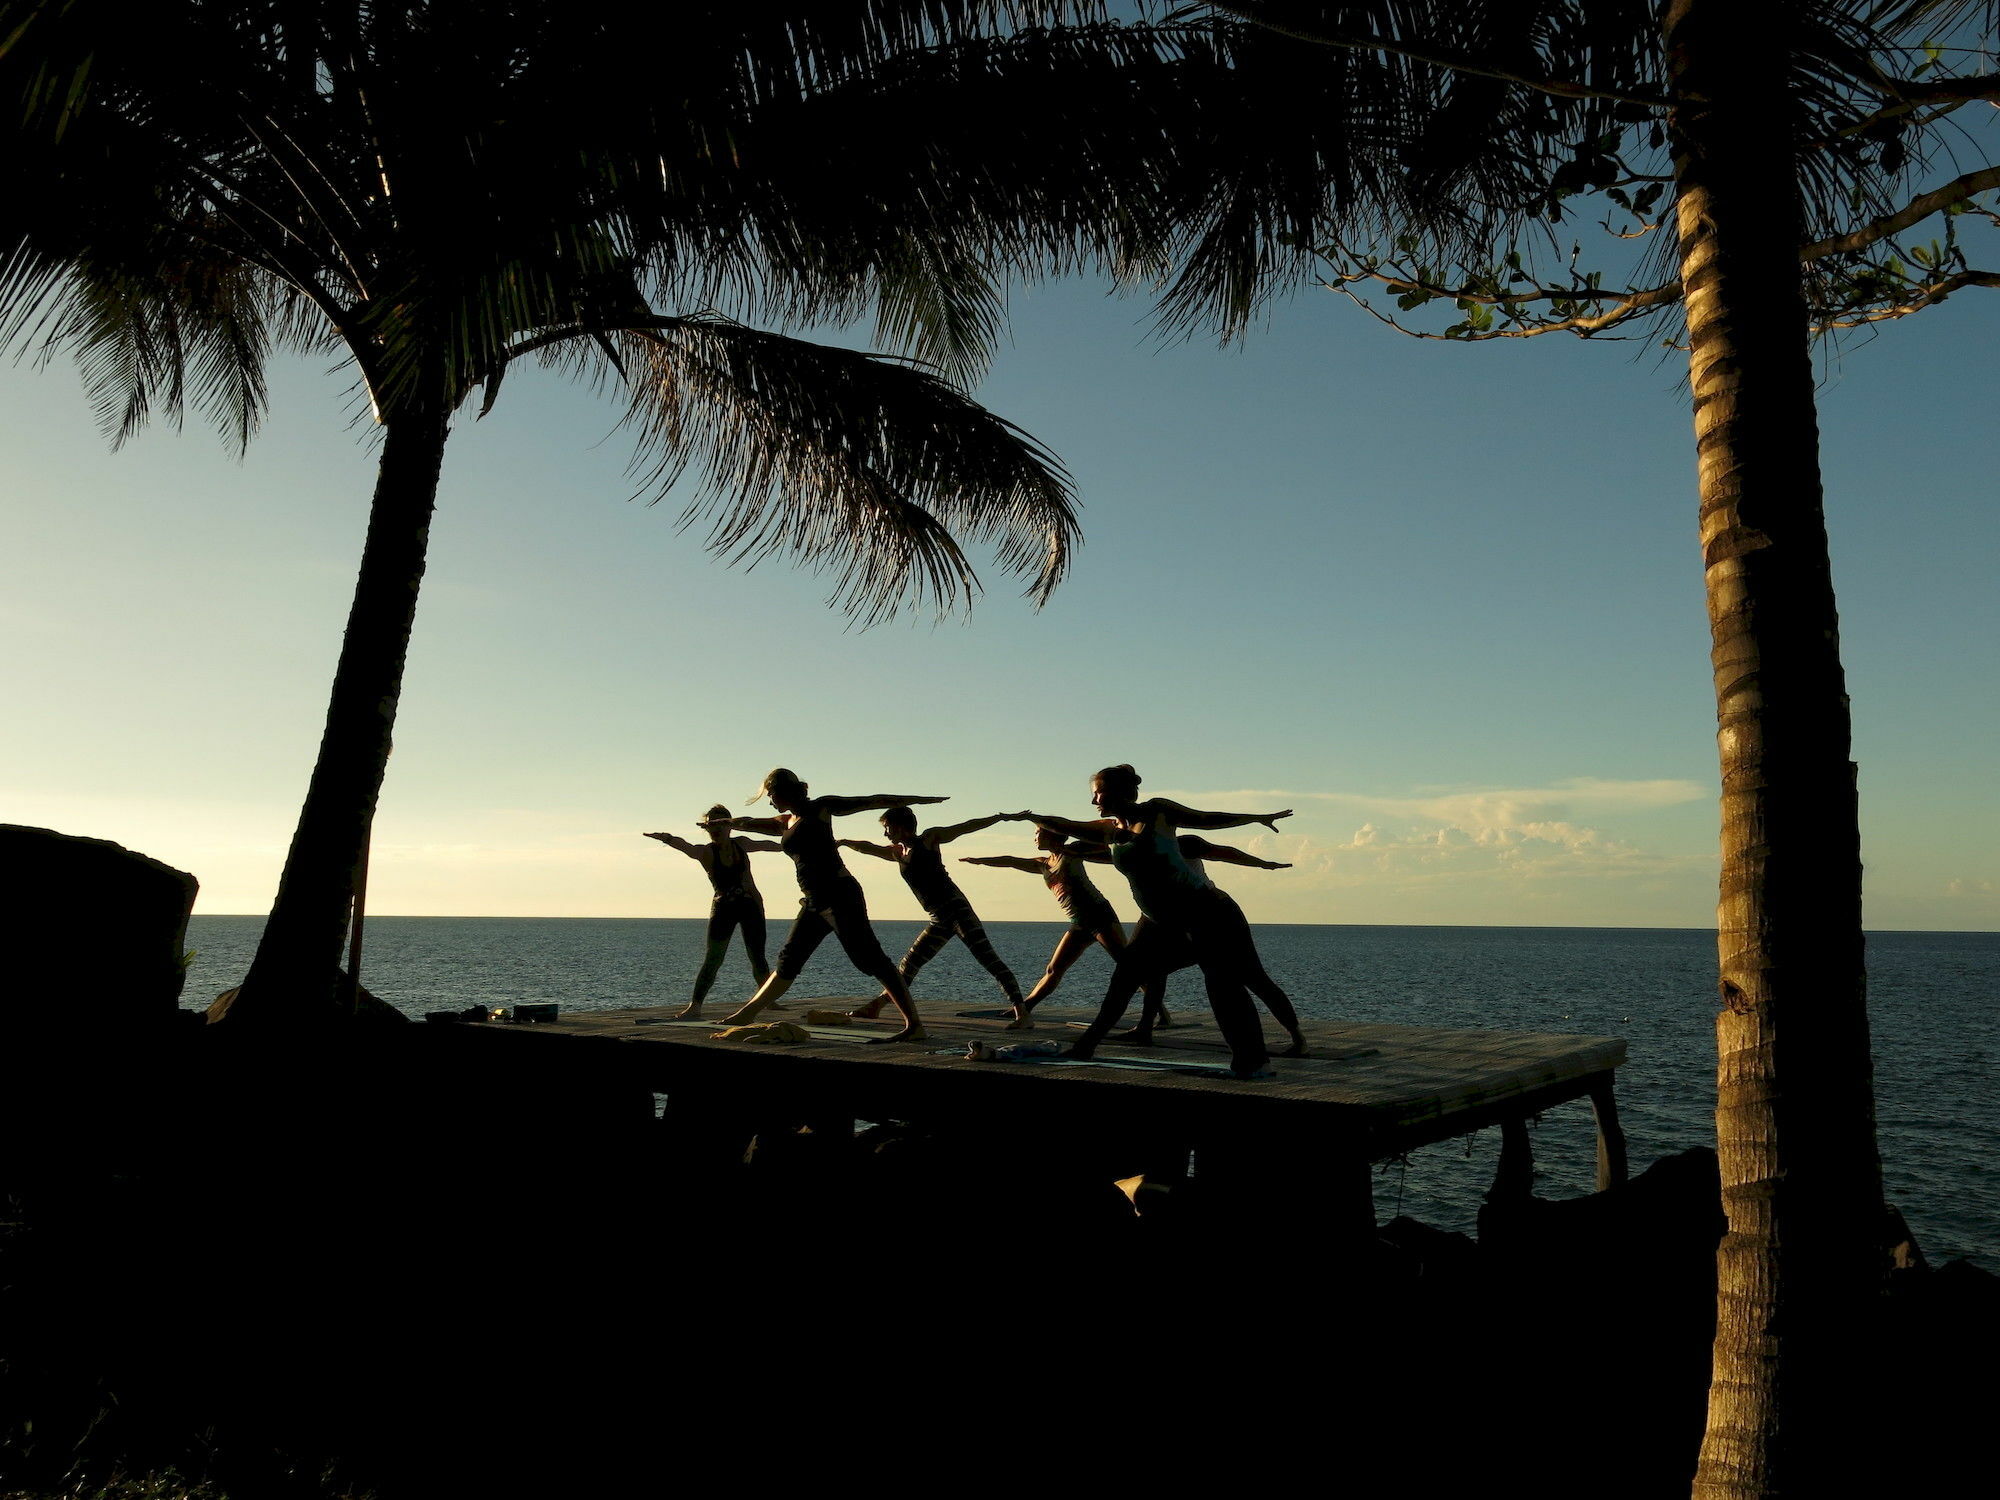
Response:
184,916,1999,1268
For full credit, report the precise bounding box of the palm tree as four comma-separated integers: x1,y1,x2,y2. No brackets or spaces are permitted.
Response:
0,2,1198,1021
1129,3,1999,1492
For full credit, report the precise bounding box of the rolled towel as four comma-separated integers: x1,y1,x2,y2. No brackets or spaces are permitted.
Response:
709,1021,813,1045
800,1008,853,1026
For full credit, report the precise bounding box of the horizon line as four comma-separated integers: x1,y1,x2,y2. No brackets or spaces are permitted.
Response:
185,914,2000,936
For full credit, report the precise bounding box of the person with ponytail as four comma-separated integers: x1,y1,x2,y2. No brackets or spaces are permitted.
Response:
643,805,785,1020
1016,765,1293,1078
712,768,944,1044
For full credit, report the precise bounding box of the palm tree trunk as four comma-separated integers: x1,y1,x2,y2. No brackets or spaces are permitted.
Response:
1666,3,1887,1494
230,410,450,1024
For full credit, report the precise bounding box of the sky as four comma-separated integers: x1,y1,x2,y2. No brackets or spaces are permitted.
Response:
4,266,1996,931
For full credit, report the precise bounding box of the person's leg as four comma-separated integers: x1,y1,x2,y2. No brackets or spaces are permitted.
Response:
1187,910,1271,1076
1109,918,1188,1041
1246,956,1306,1056
674,900,735,1018
952,908,1022,1006
719,905,825,1026
1008,929,1094,1027
1067,923,1180,1059
827,894,925,1043
851,920,949,1019
740,901,773,987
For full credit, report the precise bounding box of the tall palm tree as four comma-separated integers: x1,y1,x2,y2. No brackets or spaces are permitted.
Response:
1134,3,1999,1492
0,3,1152,1020
5,1,1445,1022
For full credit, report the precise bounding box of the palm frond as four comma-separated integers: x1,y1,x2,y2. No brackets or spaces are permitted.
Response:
605,315,1078,624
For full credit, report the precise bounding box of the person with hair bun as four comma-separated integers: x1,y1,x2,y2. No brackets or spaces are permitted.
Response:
712,768,946,1044
643,805,785,1020
1016,764,1294,1078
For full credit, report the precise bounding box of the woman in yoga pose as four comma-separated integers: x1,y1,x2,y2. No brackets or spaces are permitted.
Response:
643,805,784,1020
1017,765,1292,1078
713,768,943,1044
958,825,1166,1030
1081,835,1306,1054
837,807,1023,1017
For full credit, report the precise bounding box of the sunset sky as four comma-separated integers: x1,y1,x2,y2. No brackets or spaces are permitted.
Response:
6,274,1995,930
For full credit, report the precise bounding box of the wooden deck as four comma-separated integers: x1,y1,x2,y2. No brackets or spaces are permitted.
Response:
448,1000,1629,1194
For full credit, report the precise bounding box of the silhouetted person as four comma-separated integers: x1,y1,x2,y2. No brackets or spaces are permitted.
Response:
643,804,784,1019
959,824,1168,1030
1017,764,1292,1078
839,806,1021,1016
715,768,943,1044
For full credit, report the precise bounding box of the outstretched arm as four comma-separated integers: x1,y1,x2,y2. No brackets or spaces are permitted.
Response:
926,812,1012,845
723,815,787,836
1074,843,1114,865
642,831,699,856
1180,835,1291,870
739,839,785,853
1019,810,1120,841
1150,797,1294,833
835,838,900,861
818,793,949,817
959,855,1045,874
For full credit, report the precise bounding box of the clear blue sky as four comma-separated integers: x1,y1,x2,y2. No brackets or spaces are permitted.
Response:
5,271,1995,929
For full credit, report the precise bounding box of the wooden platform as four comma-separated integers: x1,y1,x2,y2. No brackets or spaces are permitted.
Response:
449,1000,1628,1186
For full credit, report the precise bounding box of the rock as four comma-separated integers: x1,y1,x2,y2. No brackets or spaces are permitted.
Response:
0,823,198,1035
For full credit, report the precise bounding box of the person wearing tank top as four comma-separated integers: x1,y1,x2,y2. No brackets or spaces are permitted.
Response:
644,803,786,1020
711,768,947,1045
959,824,1170,1031
838,807,1022,1018
1018,764,1294,1078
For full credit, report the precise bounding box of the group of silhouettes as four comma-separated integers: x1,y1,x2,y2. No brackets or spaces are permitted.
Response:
643,764,1302,1078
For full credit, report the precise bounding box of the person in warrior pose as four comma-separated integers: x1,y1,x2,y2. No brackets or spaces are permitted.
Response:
1016,765,1293,1078
967,831,1301,1047
957,824,1167,1031
837,807,1023,1019
713,768,944,1044
643,806,785,1021
1085,835,1306,1054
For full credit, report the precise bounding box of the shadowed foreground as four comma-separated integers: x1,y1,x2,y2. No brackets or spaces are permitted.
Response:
2,1018,1992,1498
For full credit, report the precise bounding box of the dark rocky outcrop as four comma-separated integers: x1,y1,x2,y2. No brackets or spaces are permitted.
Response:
0,824,197,1034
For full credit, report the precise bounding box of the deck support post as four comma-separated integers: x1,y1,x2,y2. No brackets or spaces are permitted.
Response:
1487,1117,1536,1205
1588,1075,1629,1192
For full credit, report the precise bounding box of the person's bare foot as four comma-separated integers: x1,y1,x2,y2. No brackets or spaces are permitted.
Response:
1109,1024,1157,1045
716,1006,761,1028
848,996,889,1020
1003,1000,1037,1031
764,998,789,1011
865,1026,928,1044
668,1003,703,1021
1066,1037,1103,1061
1278,1030,1308,1058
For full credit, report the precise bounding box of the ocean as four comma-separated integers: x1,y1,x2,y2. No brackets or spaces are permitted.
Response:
184,915,1999,1268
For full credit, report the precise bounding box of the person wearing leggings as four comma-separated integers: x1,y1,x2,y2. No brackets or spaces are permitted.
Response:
838,807,1021,1018
1073,835,1306,1054
643,803,785,1020
1018,765,1293,1078
714,768,944,1044
958,824,1169,1030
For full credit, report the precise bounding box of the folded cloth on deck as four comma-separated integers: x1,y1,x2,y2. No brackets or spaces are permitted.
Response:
709,1021,813,1045
800,1009,853,1026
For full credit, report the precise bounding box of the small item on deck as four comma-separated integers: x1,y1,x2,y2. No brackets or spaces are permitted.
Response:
801,1008,853,1026
710,1021,813,1045
487,1006,510,1023
515,1002,558,1024
964,1039,990,1060
993,1039,1064,1062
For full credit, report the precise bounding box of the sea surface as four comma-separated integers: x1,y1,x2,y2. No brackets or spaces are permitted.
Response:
184,916,1999,1268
